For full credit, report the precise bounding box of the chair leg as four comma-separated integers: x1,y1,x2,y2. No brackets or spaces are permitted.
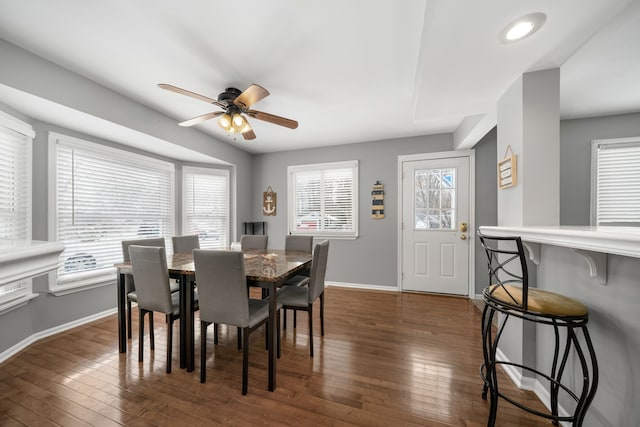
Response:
149,313,155,351
283,309,287,330
166,316,173,374
138,309,145,363
127,300,132,339
308,304,314,357
242,327,249,395
550,321,563,425
294,310,297,328
237,327,242,350
213,323,219,345
277,310,281,359
320,293,325,336
574,325,599,426
200,321,209,383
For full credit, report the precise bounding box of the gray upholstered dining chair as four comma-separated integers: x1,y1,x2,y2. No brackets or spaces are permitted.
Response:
282,235,314,287
128,245,184,373
282,235,314,326
278,240,329,357
285,235,313,252
171,234,200,254
193,249,282,394
240,234,268,250
122,237,179,339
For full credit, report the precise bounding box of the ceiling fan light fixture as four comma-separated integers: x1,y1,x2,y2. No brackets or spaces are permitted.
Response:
230,113,246,133
499,12,546,43
218,113,232,131
232,113,245,127
240,121,253,134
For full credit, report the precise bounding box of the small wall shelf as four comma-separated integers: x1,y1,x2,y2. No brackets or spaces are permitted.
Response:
243,221,267,235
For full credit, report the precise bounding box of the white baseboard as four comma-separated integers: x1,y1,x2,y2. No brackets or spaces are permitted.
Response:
326,281,400,292
0,307,117,364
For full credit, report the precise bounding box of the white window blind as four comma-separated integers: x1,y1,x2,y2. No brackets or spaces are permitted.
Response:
592,137,640,226
288,160,358,238
0,111,34,306
50,133,174,289
182,167,229,249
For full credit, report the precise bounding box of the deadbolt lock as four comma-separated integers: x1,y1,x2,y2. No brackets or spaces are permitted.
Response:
460,222,468,232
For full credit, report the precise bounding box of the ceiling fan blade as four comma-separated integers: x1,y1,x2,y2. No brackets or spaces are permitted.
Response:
233,84,270,109
242,129,256,140
246,110,298,129
158,83,226,109
179,111,224,127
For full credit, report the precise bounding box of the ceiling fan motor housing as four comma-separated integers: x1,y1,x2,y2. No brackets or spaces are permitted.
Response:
218,88,242,105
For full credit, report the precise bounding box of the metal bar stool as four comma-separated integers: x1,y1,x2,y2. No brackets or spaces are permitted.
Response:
478,231,598,426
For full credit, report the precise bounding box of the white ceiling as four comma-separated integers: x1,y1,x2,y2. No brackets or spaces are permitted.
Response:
0,0,638,156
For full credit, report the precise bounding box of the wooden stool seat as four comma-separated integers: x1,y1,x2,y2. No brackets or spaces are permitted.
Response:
485,284,588,318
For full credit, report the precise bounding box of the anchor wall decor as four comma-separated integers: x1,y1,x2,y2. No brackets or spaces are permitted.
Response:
262,186,277,216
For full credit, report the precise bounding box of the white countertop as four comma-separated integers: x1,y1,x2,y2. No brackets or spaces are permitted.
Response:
0,239,65,285
478,226,640,258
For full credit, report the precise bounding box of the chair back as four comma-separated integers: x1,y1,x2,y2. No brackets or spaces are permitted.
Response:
172,235,200,254
285,235,313,252
477,231,529,310
308,240,329,303
121,237,165,292
128,245,173,314
193,250,250,328
240,234,268,250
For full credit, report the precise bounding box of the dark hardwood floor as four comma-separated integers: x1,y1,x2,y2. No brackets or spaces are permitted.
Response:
0,287,549,426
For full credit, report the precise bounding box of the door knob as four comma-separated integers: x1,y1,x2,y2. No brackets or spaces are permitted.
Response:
460,222,468,232
460,234,467,240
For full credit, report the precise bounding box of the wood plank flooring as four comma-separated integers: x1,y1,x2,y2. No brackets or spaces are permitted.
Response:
0,287,549,426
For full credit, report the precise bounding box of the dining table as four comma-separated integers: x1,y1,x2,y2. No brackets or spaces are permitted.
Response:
114,248,313,391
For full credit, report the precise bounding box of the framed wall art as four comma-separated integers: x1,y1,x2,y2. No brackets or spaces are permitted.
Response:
498,145,517,190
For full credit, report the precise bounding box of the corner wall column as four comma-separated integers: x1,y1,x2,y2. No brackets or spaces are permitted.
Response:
496,68,560,383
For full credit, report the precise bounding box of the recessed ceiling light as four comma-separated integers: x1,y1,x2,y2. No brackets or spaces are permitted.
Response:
499,12,546,43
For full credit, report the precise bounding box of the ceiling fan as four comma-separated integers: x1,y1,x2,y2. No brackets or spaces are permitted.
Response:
158,83,298,140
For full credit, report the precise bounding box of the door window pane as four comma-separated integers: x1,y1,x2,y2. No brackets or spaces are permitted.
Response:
415,168,457,230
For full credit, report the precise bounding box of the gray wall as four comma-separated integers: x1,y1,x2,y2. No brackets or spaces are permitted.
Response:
252,134,453,288
536,247,640,427
473,127,497,295
560,111,640,225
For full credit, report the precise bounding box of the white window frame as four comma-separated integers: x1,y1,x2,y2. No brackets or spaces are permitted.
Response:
287,160,359,239
591,136,640,226
48,132,175,295
182,166,231,249
0,110,35,313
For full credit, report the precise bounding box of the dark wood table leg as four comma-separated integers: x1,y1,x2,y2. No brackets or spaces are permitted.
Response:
117,271,127,353
185,275,195,372
179,274,186,369
268,281,276,391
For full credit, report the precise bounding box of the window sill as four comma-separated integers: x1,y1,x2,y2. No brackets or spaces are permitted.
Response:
0,239,65,286
0,293,38,316
49,273,115,296
289,233,358,240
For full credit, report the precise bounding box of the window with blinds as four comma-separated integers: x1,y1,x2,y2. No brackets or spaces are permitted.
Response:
288,160,358,238
591,137,640,226
0,111,33,307
182,166,230,249
49,133,175,290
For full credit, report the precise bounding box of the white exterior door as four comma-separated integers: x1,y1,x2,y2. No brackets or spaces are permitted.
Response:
401,155,470,295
